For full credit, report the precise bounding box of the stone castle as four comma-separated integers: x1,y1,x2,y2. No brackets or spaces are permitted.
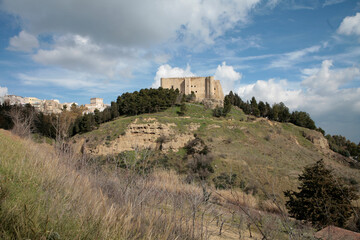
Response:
160,76,224,103
84,98,106,113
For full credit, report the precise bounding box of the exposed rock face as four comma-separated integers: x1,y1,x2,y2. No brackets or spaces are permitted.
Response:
302,130,329,150
86,119,200,155
301,130,355,165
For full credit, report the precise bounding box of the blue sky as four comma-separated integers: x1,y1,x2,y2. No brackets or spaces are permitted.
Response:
0,0,359,142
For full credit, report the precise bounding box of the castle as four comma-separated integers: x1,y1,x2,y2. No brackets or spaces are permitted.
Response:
84,98,106,113
160,76,224,103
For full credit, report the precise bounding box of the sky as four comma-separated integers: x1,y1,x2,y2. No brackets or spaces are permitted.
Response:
0,0,359,142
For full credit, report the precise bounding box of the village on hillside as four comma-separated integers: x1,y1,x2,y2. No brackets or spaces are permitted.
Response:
2,95,108,115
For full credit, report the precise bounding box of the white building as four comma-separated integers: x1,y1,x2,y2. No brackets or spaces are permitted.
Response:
84,98,106,113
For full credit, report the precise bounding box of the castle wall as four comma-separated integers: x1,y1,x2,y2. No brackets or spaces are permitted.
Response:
160,76,224,102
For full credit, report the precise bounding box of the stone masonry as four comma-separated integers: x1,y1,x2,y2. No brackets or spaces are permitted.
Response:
160,76,224,102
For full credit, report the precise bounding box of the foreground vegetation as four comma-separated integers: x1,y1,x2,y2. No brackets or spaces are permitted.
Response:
1,129,322,239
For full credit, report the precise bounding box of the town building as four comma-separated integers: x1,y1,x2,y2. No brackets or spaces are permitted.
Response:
3,95,26,105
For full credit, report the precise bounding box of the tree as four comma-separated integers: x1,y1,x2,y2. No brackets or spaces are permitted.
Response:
223,95,232,116
250,96,260,117
258,101,266,117
284,160,358,228
178,103,187,116
290,111,316,129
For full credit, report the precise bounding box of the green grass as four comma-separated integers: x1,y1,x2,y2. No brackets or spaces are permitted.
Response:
0,131,122,239
73,104,360,200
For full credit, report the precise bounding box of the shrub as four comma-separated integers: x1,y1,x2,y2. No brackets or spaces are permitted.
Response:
212,106,224,117
187,153,214,181
213,173,237,189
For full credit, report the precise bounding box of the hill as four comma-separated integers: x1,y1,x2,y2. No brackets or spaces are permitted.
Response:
1,103,359,239
73,103,360,199
1,128,318,239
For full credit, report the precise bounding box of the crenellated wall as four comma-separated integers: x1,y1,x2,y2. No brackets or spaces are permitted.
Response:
160,76,224,102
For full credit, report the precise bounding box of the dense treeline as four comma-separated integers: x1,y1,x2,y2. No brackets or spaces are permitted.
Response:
326,134,360,160
224,91,360,160
70,87,180,136
225,91,316,129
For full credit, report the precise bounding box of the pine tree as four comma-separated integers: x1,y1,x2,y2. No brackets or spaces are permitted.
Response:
284,160,358,228
223,96,232,116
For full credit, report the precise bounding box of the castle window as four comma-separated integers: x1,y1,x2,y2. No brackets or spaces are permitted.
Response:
195,91,197,93
171,85,174,88
214,88,216,90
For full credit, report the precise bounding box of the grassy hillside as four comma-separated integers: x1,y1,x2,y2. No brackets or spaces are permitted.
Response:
2,128,322,239
74,103,360,201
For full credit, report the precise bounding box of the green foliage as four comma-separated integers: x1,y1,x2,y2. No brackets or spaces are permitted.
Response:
184,137,209,155
177,103,187,116
326,134,360,160
70,87,180,136
213,172,237,189
212,97,231,118
212,106,224,117
223,93,318,132
223,95,232,116
250,96,260,117
290,111,316,130
183,91,196,102
284,160,358,228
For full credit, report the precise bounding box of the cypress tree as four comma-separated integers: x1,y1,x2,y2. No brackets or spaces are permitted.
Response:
284,160,358,228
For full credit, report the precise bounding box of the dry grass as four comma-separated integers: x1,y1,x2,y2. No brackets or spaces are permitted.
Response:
0,129,316,239
0,130,195,239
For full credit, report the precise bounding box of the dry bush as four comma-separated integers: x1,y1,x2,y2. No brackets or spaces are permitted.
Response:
8,105,35,138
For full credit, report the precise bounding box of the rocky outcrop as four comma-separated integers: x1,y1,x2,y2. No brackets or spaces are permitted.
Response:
302,130,329,150
301,130,356,166
85,119,200,155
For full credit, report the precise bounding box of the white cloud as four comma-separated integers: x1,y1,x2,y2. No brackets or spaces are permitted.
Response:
31,34,169,79
7,31,39,52
268,45,321,69
323,0,346,7
214,62,242,94
301,60,360,94
32,34,119,78
236,60,360,142
337,12,360,36
3,1,261,84
17,68,136,96
238,79,303,109
0,86,8,104
152,64,195,88
2,0,260,48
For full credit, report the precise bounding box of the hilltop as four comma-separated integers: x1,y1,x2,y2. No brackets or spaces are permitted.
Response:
73,103,360,198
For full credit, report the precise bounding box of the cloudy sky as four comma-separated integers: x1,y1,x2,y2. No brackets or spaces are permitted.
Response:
0,0,359,142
